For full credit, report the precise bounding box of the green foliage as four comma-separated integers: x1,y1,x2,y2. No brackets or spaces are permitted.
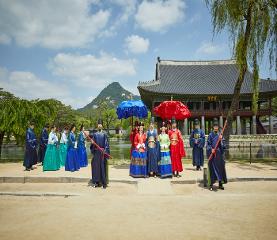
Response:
0,89,91,145
206,0,277,113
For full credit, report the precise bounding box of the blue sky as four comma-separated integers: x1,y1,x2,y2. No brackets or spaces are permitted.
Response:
0,0,276,109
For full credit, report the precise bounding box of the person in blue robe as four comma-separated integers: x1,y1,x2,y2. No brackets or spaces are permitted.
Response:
65,124,80,172
189,119,205,171
206,118,227,191
77,124,88,167
23,121,38,171
38,123,49,165
90,119,110,189
146,117,159,177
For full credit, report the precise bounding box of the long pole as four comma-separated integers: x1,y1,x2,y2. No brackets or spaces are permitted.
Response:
208,120,228,161
83,131,112,159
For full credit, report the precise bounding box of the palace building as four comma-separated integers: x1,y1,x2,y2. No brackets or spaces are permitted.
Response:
138,58,277,135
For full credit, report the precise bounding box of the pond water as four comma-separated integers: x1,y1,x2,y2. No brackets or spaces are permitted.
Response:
0,139,276,163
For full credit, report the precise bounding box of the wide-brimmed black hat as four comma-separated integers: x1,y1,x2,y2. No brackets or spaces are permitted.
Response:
194,118,200,126
134,120,139,127
213,118,219,126
139,121,144,127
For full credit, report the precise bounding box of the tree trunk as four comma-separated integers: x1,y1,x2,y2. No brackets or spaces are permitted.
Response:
0,131,5,157
224,1,254,158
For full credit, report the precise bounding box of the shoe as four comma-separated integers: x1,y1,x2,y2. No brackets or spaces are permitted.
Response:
30,167,34,170
25,168,30,171
209,186,213,191
219,185,224,190
92,184,99,188
102,185,107,189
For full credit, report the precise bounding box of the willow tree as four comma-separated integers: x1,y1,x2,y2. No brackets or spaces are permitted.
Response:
205,0,277,148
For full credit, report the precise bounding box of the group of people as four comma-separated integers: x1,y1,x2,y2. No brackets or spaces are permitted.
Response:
23,119,110,189
129,117,185,178
129,117,227,191
24,122,88,172
23,116,227,191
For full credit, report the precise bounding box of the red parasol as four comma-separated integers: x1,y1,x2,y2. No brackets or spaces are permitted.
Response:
153,100,191,120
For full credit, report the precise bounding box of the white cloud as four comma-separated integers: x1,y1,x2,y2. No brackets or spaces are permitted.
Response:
49,52,136,88
125,35,150,54
0,33,11,44
0,0,110,49
135,0,186,32
100,0,137,37
195,41,226,56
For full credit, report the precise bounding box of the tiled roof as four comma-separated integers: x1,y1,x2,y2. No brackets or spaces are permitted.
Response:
138,59,277,95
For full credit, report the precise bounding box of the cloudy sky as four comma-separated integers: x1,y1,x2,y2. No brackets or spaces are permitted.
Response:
0,0,275,109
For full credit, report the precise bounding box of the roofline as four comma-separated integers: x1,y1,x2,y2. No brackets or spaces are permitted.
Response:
158,59,236,66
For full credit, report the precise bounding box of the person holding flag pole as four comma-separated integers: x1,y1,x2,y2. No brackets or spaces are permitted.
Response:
206,118,228,191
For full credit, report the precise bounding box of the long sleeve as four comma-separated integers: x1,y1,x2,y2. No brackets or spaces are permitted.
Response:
104,134,110,158
198,130,206,148
189,131,195,148
48,132,58,145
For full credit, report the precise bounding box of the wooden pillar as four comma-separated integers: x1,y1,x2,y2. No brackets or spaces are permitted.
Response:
184,118,188,135
252,115,257,135
236,115,241,135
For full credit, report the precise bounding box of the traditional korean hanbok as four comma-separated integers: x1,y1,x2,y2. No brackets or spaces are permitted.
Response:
23,128,38,170
77,131,88,167
129,128,138,159
168,128,185,173
146,128,159,175
158,133,172,178
90,130,110,186
190,128,205,169
43,131,60,171
65,131,80,172
38,128,48,164
129,132,147,178
206,130,227,186
59,131,68,167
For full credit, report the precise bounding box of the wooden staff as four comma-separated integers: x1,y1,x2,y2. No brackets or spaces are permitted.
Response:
83,131,112,159
208,120,228,161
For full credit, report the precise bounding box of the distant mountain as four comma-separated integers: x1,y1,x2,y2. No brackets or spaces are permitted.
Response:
78,82,140,112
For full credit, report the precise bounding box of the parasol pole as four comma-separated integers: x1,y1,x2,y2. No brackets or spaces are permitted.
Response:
208,119,228,161
83,131,112,159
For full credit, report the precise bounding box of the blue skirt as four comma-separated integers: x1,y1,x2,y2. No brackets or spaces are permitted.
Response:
158,151,172,178
130,150,147,178
77,145,88,167
65,147,80,172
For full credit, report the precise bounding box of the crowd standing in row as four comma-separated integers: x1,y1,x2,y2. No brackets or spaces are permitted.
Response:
23,117,227,191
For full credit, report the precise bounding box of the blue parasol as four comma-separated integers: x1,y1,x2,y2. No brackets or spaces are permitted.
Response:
116,100,148,119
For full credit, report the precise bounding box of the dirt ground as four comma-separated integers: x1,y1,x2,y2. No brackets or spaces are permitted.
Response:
0,181,277,240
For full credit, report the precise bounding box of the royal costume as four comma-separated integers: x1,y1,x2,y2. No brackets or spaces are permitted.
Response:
43,131,60,171
38,127,48,164
59,130,68,167
158,132,172,178
130,124,147,178
65,131,80,172
77,131,88,167
168,118,185,173
146,118,159,175
90,121,110,187
23,127,38,170
189,119,205,170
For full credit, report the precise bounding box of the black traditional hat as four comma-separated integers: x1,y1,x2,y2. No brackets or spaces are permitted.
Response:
213,118,219,126
161,121,167,129
171,116,176,124
98,119,103,125
29,120,35,126
194,118,200,126
44,123,50,128
139,121,144,127
134,120,139,127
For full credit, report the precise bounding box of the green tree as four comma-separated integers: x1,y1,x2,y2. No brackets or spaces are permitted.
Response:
205,0,277,149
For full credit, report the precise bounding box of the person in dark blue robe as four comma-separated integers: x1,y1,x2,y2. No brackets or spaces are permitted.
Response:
90,119,110,189
23,121,38,171
65,124,80,172
189,119,205,171
77,124,88,168
146,117,159,177
38,123,49,165
206,118,227,191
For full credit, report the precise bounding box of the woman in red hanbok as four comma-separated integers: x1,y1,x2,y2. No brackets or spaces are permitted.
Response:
168,117,185,177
